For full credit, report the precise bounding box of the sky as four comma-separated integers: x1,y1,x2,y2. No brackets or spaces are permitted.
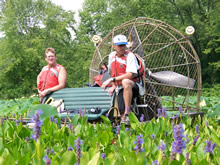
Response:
51,0,85,22
0,0,85,37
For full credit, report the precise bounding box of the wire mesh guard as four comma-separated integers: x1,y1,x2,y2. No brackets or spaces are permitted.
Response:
90,17,202,115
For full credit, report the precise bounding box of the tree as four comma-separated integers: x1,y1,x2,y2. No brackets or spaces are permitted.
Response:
0,0,76,98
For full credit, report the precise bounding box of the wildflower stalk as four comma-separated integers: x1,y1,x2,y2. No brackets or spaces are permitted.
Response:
36,138,41,165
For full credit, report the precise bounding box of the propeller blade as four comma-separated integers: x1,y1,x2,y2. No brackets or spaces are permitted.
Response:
150,71,195,88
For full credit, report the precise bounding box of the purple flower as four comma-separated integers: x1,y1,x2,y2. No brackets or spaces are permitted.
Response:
161,107,167,118
125,127,129,131
134,134,145,152
68,146,73,151
101,153,106,161
179,105,183,114
74,137,83,165
204,140,217,154
43,155,51,165
158,141,166,152
116,125,121,135
51,148,54,154
151,134,155,140
31,109,43,141
193,135,199,145
50,116,54,122
157,108,161,117
13,113,16,118
15,120,20,126
140,114,144,123
25,137,29,143
185,134,189,143
105,113,109,117
195,124,199,134
152,160,160,165
165,131,168,137
206,120,208,126
185,152,189,165
171,123,186,154
54,118,58,124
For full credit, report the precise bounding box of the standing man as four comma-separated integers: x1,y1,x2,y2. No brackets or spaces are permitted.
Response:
37,48,67,102
101,35,140,125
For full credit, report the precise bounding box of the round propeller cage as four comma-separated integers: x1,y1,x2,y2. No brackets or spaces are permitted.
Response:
90,17,202,116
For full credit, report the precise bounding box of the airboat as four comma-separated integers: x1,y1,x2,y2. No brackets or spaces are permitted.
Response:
41,17,203,123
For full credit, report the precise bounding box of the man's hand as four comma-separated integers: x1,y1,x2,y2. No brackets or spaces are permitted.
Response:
39,89,51,98
108,86,115,95
101,78,112,90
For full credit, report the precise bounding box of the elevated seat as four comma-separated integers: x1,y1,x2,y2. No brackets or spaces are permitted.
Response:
43,87,113,121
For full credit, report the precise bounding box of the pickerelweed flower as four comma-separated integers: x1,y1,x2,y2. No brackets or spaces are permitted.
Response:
161,107,167,118
151,134,155,141
185,134,189,143
193,135,199,145
15,120,20,126
157,108,161,117
105,113,109,117
51,148,54,154
43,155,51,165
134,134,145,153
140,114,144,123
171,123,186,154
50,116,54,122
101,153,106,161
54,118,58,124
116,125,121,135
25,137,29,143
204,140,217,154
74,137,83,165
152,160,160,165
68,146,73,151
31,109,43,141
206,120,208,126
185,152,189,165
179,105,183,114
158,140,166,152
195,124,200,134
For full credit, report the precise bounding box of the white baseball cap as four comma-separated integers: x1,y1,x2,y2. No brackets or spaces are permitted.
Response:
113,35,128,45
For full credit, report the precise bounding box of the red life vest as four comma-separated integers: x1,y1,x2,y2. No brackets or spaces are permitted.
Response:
38,64,63,91
110,51,144,85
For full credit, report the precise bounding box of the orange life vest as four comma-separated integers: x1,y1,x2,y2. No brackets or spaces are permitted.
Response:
38,64,63,91
111,50,144,85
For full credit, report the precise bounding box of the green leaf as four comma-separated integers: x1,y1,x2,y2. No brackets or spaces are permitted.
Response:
88,152,100,165
99,131,109,146
210,129,220,146
28,104,58,120
60,151,76,165
17,152,31,165
129,112,140,130
196,143,206,161
199,159,209,165
100,115,111,125
0,148,15,165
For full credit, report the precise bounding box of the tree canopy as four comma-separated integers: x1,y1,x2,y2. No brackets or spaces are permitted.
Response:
0,0,219,99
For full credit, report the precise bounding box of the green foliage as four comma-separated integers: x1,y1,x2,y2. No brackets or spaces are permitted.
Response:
0,96,219,164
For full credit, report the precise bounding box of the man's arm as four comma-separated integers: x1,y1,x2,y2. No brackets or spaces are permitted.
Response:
101,72,137,90
40,67,67,97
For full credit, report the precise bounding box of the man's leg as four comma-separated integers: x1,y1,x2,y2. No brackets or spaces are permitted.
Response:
121,79,134,115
